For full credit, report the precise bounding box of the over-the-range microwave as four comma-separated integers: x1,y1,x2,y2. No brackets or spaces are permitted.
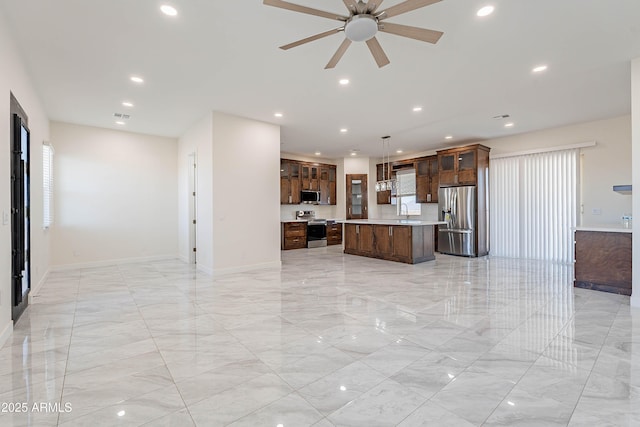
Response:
301,190,321,204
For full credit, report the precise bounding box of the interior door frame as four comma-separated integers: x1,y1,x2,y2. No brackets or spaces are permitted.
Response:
10,92,31,322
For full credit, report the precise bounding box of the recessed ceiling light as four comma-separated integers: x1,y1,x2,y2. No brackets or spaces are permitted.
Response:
115,121,125,125
445,135,453,140
274,112,283,118
130,76,144,84
160,5,178,16
477,5,494,17
504,122,514,128
315,152,321,156
532,65,548,73
396,150,403,153
340,128,348,133
339,78,350,85
122,101,134,108
412,106,423,112
350,152,357,156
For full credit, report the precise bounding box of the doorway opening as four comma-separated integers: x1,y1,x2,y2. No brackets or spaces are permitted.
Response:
10,93,31,322
188,153,197,264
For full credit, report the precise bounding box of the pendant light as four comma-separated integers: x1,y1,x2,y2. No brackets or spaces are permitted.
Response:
376,135,396,192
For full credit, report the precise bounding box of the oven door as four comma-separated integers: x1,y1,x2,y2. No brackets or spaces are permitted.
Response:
307,223,327,248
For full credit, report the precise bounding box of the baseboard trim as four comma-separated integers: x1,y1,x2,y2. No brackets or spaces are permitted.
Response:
30,268,50,298
631,293,640,308
49,255,179,271
0,322,13,350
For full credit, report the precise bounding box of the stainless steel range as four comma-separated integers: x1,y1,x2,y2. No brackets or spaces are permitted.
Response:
296,210,327,248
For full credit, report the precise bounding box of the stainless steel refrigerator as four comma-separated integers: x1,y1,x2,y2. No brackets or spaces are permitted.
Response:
438,186,476,256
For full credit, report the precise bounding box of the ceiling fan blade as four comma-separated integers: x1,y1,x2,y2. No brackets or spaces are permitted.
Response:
264,0,347,21
365,37,390,68
280,28,342,50
378,22,443,44
325,38,352,69
342,0,358,13
366,0,383,13
377,0,441,20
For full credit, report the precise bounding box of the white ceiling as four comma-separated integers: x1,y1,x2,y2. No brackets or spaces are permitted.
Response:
2,0,640,158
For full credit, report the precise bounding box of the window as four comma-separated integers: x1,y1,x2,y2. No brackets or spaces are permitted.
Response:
395,169,421,216
42,143,54,228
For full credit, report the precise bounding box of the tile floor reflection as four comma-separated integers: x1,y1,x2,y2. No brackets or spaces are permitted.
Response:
1,246,639,426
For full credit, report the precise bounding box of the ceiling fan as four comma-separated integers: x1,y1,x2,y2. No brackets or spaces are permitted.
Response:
264,0,444,69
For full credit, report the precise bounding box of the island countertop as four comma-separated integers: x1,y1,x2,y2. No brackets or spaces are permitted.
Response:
343,219,446,227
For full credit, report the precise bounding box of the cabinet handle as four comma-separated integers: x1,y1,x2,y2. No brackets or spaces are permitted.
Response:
328,196,330,204
389,226,393,236
356,225,359,234
349,207,351,215
289,195,292,203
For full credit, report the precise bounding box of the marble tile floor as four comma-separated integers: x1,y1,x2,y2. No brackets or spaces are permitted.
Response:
1,246,639,426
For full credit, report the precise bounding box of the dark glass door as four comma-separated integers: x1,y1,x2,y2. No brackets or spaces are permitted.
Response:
11,101,31,322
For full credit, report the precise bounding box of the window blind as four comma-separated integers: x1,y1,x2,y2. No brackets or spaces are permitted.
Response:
490,148,578,263
396,169,421,216
43,143,54,228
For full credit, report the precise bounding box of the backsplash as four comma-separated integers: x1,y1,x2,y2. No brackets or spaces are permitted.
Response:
280,204,340,220
377,203,439,221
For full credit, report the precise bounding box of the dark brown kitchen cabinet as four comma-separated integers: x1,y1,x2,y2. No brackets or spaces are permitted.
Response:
574,230,632,295
327,222,342,246
281,222,307,250
344,223,373,253
280,160,301,204
281,159,336,205
346,174,368,219
415,155,438,203
329,168,336,206
318,166,337,205
344,223,435,264
302,165,319,191
374,225,412,261
437,145,490,186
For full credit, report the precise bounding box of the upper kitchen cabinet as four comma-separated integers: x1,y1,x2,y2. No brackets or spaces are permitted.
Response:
346,174,368,219
280,159,336,205
437,144,490,186
280,159,301,204
415,155,438,203
301,164,319,191
319,166,337,205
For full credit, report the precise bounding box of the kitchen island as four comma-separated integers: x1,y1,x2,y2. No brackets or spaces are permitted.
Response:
343,219,445,264
574,226,632,295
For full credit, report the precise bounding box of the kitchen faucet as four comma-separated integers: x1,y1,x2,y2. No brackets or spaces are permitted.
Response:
401,203,410,219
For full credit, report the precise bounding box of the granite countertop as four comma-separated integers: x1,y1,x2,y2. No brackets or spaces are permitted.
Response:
343,219,446,226
574,225,632,234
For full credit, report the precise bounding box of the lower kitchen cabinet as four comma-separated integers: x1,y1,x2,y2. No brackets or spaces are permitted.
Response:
344,223,436,264
344,224,373,253
327,222,343,246
281,222,307,250
574,230,631,295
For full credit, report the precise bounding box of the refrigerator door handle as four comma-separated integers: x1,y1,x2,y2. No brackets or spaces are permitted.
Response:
439,229,473,234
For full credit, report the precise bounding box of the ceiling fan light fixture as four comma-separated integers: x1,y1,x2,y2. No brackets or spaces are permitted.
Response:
344,15,378,42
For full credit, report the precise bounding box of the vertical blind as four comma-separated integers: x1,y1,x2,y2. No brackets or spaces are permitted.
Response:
42,143,54,228
490,148,578,263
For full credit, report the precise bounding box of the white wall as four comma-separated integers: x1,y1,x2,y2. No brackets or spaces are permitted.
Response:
0,9,50,346
631,59,640,308
179,112,281,274
211,112,280,273
484,115,632,226
50,122,178,268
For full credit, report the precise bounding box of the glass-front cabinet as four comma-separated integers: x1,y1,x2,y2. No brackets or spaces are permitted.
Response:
346,174,368,219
